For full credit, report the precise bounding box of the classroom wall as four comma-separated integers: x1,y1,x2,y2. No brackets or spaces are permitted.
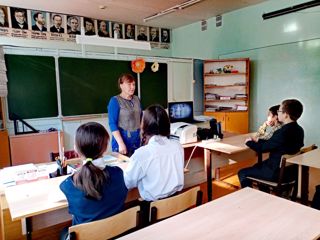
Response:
172,0,320,147
3,46,193,151
172,0,320,58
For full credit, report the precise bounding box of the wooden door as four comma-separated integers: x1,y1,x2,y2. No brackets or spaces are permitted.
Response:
226,112,248,134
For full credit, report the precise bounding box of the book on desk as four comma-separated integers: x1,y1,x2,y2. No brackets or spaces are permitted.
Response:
0,155,120,188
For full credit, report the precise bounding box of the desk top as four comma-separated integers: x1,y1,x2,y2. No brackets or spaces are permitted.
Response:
196,133,251,154
4,153,129,221
119,188,320,240
287,148,320,169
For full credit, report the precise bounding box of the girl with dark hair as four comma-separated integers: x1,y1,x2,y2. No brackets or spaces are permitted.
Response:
124,105,184,201
107,73,142,156
254,104,282,141
59,122,128,226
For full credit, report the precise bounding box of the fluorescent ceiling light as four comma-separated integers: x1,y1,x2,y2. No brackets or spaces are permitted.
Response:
262,0,320,20
76,35,151,50
144,0,202,22
144,8,177,22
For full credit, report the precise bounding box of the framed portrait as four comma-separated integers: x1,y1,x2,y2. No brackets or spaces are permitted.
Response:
161,28,170,43
111,22,123,39
50,13,65,33
136,25,148,41
124,24,135,39
0,6,9,28
67,15,80,35
84,17,96,36
10,7,28,30
31,10,47,32
149,27,159,42
97,20,110,37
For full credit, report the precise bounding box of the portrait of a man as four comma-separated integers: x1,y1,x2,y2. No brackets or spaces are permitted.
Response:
50,14,65,33
98,20,109,37
11,8,28,29
136,25,148,41
161,28,170,43
112,22,123,39
84,18,95,36
149,27,159,42
67,16,80,35
125,24,135,39
0,6,8,27
32,11,47,32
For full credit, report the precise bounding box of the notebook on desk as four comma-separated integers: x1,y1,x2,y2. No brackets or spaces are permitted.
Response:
168,101,203,124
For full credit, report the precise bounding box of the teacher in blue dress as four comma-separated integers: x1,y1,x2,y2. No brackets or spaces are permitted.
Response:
107,74,142,156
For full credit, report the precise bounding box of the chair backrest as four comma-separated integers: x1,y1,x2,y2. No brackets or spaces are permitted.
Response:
278,144,318,185
150,186,202,223
69,206,140,240
49,150,79,161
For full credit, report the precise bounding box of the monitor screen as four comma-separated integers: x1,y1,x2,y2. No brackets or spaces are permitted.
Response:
168,101,194,123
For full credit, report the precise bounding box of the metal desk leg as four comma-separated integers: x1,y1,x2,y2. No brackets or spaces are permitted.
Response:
205,149,212,201
26,217,32,240
301,165,309,205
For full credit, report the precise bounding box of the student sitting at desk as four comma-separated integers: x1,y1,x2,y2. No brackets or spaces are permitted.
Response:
124,105,184,201
253,104,282,141
59,122,127,238
238,99,304,188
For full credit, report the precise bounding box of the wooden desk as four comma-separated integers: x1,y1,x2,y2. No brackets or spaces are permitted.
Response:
287,148,320,205
2,152,206,240
196,133,254,201
119,188,320,240
2,153,132,240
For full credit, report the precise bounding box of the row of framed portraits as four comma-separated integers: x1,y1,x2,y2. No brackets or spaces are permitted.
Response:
0,5,171,48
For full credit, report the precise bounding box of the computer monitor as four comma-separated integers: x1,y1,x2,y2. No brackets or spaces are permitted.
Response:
168,101,194,123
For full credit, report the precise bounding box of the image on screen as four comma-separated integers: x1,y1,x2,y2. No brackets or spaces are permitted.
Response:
168,101,193,123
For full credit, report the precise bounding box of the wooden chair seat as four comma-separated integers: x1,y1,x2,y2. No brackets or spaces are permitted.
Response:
69,206,140,240
150,186,202,223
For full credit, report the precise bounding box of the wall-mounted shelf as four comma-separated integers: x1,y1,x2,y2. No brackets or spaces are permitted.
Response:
203,58,250,134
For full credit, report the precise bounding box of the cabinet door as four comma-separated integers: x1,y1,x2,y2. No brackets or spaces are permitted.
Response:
226,112,248,134
0,130,10,168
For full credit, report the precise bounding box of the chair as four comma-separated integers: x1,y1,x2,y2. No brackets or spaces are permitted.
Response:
247,144,317,200
150,186,202,223
49,150,79,161
69,206,140,240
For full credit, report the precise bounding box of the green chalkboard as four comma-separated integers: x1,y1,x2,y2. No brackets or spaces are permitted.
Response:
6,55,167,119
140,62,167,108
59,57,167,116
6,55,58,120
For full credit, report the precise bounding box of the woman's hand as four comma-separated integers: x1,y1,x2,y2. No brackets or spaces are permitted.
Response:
245,137,253,143
118,142,128,155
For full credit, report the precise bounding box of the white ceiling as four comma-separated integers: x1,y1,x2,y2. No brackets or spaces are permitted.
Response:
1,0,268,28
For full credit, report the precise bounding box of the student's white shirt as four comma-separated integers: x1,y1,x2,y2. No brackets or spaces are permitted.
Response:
124,135,184,201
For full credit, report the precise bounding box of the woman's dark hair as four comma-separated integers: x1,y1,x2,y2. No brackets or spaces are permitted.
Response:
281,99,303,121
73,122,110,200
269,105,280,116
118,73,135,89
141,105,170,145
